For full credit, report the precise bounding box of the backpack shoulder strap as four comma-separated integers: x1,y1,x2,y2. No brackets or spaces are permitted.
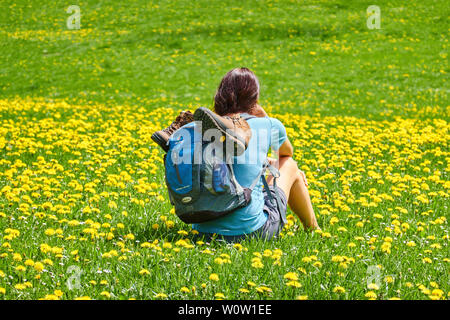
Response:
248,159,280,191
240,113,257,121
247,160,287,224
248,161,269,191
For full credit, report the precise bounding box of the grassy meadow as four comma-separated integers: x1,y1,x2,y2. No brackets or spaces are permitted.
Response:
0,0,448,300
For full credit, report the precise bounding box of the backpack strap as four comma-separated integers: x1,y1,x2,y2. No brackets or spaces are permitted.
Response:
270,173,287,224
249,160,287,225
248,160,270,191
240,113,257,121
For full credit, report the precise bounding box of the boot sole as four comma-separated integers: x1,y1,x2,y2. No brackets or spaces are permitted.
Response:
151,132,169,152
194,107,247,156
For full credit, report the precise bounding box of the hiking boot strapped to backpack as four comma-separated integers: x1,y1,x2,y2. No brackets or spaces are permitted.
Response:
151,110,194,152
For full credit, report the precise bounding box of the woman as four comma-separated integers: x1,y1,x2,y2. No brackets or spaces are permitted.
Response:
152,67,319,241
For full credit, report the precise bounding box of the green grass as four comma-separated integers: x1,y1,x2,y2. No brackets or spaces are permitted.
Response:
0,0,448,300
1,0,448,119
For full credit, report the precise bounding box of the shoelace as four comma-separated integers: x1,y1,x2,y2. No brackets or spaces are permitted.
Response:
166,112,193,134
226,115,242,127
165,116,182,134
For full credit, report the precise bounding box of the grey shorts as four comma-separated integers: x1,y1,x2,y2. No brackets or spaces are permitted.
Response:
257,185,288,239
195,185,288,243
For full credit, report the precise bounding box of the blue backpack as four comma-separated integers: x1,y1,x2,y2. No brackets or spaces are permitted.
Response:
164,115,281,224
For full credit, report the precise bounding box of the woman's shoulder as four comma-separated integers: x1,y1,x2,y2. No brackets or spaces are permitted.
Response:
247,116,286,131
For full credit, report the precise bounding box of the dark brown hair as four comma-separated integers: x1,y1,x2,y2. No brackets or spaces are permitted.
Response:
214,67,260,116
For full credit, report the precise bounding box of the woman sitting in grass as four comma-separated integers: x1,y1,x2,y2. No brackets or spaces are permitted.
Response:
152,67,319,241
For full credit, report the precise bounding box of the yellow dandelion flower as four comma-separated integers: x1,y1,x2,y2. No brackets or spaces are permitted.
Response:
333,286,346,293
139,269,150,275
180,287,190,293
365,291,377,299
286,281,302,288
368,283,379,290
283,272,299,281
209,273,219,281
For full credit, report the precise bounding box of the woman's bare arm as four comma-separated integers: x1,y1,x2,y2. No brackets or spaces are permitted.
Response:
278,138,293,158
251,104,293,158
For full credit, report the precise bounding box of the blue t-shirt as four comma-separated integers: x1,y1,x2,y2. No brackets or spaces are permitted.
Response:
192,116,287,236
